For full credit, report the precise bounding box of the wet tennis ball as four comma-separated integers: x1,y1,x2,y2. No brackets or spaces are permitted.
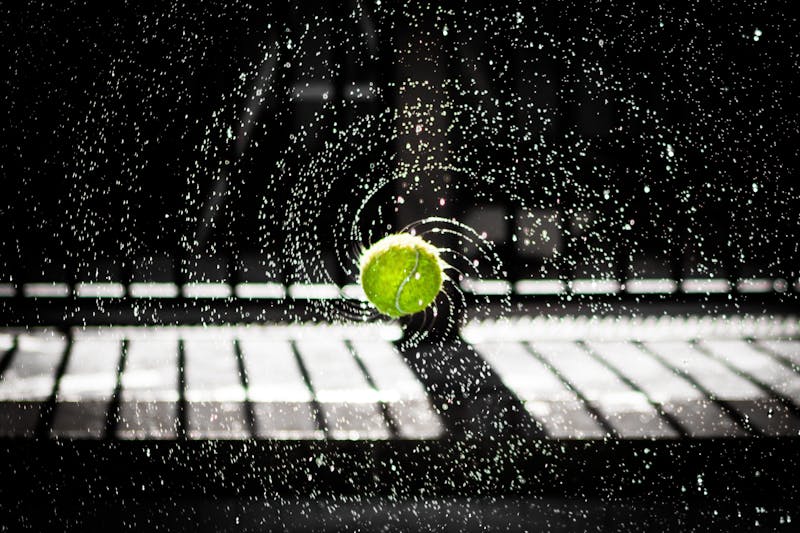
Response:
359,233,445,318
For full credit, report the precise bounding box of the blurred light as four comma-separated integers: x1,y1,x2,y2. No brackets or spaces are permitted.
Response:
515,279,566,295
570,279,620,294
736,278,773,293
341,284,367,300
682,278,730,294
129,283,179,298
626,279,678,294
461,279,511,295
288,283,341,299
235,282,286,299
462,315,800,343
182,283,232,299
23,283,70,298
0,333,12,351
773,279,788,292
75,282,125,298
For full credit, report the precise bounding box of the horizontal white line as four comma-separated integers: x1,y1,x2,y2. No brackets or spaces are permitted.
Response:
128,283,179,298
461,314,800,342
235,282,286,299
682,278,730,294
625,279,678,294
341,284,367,300
315,390,382,403
15,330,67,350
119,391,180,402
248,389,313,403
570,279,620,294
75,282,125,298
185,389,247,403
515,279,566,295
319,390,419,403
23,283,70,298
461,279,512,295
182,283,232,299
736,278,773,293
58,375,118,398
0,334,12,352
288,283,341,299
0,284,15,297
68,324,403,341
0,390,53,402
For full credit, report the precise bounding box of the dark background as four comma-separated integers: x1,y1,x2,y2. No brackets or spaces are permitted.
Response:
1,4,800,529
2,0,798,288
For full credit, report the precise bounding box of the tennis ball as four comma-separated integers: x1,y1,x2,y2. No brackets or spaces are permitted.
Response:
359,233,445,318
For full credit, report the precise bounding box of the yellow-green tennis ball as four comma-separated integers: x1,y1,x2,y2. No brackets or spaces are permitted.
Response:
359,233,445,318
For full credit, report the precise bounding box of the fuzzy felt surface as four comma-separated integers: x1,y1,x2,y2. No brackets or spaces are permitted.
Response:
359,233,444,317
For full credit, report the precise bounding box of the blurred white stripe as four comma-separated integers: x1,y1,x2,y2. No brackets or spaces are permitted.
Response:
75,282,125,298
341,284,367,301
235,282,286,299
570,279,620,294
23,283,70,298
129,282,179,298
515,279,565,295
461,279,511,295
462,314,800,343
736,278,773,293
288,283,341,299
0,284,15,297
625,278,678,294
182,283,232,299
682,278,730,294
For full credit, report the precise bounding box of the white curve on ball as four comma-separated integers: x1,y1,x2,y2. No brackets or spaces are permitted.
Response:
395,249,420,315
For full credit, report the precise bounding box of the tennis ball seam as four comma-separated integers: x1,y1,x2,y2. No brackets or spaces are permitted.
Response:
359,233,444,317
394,248,420,315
